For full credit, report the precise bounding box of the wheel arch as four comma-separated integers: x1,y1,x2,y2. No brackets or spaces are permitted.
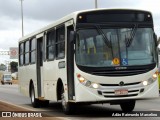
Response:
29,79,34,97
56,78,64,101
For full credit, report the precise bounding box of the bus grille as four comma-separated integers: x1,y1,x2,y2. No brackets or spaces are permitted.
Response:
97,82,144,98
100,82,141,86
92,69,149,76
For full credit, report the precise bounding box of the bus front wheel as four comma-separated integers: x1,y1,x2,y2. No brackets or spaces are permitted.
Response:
61,87,74,114
120,100,135,112
30,84,40,108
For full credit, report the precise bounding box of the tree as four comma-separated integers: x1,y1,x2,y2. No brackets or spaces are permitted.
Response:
157,37,160,54
0,64,6,71
158,37,160,43
10,61,18,73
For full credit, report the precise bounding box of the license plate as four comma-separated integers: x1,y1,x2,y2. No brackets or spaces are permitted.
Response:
115,89,128,95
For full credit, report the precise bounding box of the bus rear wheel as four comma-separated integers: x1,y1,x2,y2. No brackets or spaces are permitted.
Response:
41,100,49,107
61,87,74,114
30,84,40,108
120,100,135,112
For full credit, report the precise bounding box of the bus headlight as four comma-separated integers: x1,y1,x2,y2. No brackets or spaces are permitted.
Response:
91,83,99,89
152,72,158,80
142,71,158,86
142,81,148,86
77,74,99,89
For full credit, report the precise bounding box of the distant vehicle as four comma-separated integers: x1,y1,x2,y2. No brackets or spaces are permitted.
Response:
1,74,12,85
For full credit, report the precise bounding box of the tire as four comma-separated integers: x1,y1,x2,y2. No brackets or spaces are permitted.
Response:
120,100,135,112
1,81,4,85
61,87,74,115
41,100,49,107
30,84,40,108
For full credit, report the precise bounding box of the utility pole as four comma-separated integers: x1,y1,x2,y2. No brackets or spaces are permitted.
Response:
95,0,98,9
20,0,24,37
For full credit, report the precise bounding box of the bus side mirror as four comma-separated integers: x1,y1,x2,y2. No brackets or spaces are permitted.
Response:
70,31,76,43
154,33,158,47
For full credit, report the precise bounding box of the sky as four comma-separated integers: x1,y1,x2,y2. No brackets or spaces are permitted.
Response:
0,0,160,63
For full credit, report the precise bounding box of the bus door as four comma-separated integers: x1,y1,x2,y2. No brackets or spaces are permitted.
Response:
36,34,44,97
66,21,75,100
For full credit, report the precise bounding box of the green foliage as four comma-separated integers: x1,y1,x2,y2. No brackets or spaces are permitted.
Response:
10,61,18,73
0,64,6,71
158,37,160,44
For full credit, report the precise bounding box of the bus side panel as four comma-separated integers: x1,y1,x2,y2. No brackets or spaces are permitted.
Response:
19,66,28,97
19,64,37,98
43,59,67,101
43,61,58,101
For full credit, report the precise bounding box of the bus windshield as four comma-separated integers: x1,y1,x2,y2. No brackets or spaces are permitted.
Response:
76,27,156,67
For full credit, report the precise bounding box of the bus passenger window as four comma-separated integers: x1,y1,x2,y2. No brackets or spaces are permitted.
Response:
30,38,36,63
19,43,24,65
24,40,30,64
56,26,65,59
46,30,55,60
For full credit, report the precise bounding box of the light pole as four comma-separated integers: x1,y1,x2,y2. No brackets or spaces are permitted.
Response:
95,0,98,9
5,60,10,72
20,0,24,37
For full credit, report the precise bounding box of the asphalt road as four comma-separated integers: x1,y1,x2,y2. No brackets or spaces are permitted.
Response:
0,84,160,120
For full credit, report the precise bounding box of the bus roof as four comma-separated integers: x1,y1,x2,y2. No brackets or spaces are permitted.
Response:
19,8,152,42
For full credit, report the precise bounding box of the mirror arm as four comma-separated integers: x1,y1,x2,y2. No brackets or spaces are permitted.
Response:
70,31,76,43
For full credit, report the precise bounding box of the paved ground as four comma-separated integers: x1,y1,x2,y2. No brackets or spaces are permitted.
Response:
0,84,160,120
0,101,62,120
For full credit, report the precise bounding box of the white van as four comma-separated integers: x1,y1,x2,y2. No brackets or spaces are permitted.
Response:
1,74,12,85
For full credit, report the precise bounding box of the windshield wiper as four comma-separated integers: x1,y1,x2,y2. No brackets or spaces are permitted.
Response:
126,24,138,47
95,25,111,48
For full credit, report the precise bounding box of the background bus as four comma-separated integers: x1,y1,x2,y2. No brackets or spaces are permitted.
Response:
18,9,159,114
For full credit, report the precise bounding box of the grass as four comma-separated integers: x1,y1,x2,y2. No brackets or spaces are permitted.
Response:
12,79,18,84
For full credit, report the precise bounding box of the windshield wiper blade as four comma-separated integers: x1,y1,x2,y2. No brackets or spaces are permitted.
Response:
126,24,137,47
95,25,111,48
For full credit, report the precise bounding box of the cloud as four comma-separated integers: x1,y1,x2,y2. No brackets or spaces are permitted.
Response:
0,18,49,50
99,0,139,8
0,1,20,20
0,30,19,49
22,0,95,21
24,18,50,35
0,16,21,30
0,0,95,21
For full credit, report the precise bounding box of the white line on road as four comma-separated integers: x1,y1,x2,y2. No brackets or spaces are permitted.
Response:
150,109,160,111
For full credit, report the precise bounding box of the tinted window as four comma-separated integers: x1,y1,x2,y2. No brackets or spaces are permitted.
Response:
19,43,24,66
77,10,152,23
56,26,65,59
25,41,30,64
19,43,23,54
25,41,29,52
31,38,36,50
30,38,36,63
46,30,55,60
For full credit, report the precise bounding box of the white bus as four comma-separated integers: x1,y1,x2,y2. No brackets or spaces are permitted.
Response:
18,9,159,114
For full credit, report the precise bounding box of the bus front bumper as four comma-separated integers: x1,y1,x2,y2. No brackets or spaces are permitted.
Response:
74,80,159,103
